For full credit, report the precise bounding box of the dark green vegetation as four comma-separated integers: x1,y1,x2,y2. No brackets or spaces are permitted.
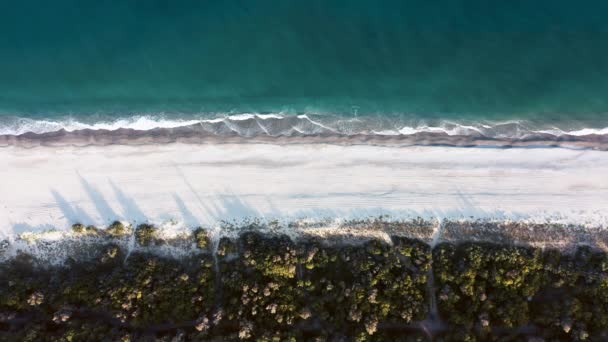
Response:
1,227,607,341
434,243,608,341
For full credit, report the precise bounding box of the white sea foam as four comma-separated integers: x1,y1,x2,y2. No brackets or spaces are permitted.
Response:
0,116,201,135
536,127,608,136
1,113,608,140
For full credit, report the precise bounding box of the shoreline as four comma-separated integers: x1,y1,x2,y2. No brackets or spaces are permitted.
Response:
2,126,608,150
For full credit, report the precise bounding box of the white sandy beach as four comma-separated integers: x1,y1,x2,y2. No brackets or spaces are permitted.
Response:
1,143,607,238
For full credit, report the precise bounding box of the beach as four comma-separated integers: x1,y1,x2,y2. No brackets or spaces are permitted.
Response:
2,142,607,240
3,1,608,338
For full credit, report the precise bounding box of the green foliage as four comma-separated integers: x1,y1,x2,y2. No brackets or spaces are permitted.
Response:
106,221,129,238
290,236,431,338
1,234,607,340
433,243,608,339
134,224,159,246
217,236,238,256
219,232,303,339
71,223,99,236
193,227,210,250
71,223,85,234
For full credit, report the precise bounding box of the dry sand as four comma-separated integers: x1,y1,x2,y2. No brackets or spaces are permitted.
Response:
1,143,607,239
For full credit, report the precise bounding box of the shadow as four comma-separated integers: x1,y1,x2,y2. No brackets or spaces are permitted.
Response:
79,175,119,222
175,164,261,223
455,189,486,219
173,193,200,227
11,222,56,235
179,191,264,224
264,196,283,219
202,200,222,221
174,165,207,216
211,192,260,221
109,180,147,224
51,189,94,225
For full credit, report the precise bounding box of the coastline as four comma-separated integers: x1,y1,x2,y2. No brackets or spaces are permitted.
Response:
4,128,608,151
1,113,608,150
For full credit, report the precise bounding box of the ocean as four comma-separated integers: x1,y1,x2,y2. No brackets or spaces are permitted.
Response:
1,0,608,137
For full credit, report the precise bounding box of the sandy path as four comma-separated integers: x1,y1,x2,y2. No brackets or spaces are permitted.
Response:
1,143,607,237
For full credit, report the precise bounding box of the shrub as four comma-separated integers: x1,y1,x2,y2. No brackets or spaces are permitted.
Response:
134,224,158,246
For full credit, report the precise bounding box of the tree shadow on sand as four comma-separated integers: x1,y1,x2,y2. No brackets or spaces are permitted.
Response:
110,180,148,224
173,193,200,227
78,174,119,223
50,189,95,225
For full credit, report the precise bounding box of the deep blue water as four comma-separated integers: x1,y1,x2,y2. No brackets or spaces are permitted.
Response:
1,0,608,132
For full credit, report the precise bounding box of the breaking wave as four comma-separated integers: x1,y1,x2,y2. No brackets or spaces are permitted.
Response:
1,113,608,149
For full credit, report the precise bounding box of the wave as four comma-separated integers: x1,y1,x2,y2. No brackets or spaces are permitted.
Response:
1,113,608,149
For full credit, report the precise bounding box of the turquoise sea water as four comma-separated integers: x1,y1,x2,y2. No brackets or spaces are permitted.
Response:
1,0,608,134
